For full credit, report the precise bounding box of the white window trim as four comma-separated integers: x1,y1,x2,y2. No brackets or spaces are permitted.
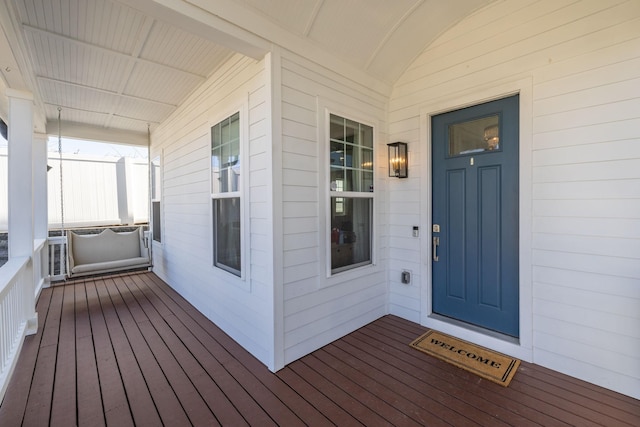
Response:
209,103,249,285
150,152,163,245
320,105,378,280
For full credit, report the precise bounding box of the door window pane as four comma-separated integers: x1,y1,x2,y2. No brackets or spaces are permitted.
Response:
449,115,500,156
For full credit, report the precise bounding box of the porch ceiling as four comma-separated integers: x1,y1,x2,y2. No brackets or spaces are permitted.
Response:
0,0,493,144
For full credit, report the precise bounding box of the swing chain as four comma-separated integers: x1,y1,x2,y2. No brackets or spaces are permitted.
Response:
58,107,66,276
147,123,153,264
58,107,64,232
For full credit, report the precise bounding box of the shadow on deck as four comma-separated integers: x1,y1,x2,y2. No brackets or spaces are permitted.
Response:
1,272,638,426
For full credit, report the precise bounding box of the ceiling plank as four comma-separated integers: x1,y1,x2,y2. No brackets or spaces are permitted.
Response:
0,0,48,131
364,0,425,70
23,24,207,80
105,15,155,129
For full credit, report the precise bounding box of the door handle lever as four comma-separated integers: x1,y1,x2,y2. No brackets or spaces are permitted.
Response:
432,236,440,262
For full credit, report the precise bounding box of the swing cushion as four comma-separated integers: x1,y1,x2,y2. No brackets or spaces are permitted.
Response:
68,228,150,276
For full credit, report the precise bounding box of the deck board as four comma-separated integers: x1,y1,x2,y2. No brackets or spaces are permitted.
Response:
49,284,77,427
327,337,512,427
365,318,574,426
135,273,277,426
1,272,639,427
21,286,64,427
103,276,193,427
75,281,100,427
94,277,163,427
84,279,131,427
0,287,52,426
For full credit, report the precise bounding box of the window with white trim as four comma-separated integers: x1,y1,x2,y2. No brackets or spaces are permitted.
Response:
211,112,241,276
329,113,373,273
151,155,162,243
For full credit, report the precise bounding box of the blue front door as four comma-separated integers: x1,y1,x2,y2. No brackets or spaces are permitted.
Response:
431,95,519,337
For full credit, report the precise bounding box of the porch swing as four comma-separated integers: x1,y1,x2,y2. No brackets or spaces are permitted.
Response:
56,109,152,278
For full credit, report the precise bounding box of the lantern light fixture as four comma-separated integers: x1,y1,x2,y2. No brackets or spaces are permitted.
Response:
387,141,408,178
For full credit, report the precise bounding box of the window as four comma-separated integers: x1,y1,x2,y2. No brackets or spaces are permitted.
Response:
329,114,373,273
449,114,501,156
151,156,162,243
0,119,6,268
211,112,241,276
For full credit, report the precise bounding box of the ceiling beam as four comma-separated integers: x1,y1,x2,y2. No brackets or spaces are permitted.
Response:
117,0,270,60
47,120,149,146
44,102,161,127
185,0,392,94
303,0,324,37
36,76,177,110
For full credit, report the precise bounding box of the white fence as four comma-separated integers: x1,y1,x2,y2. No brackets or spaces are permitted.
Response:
0,148,149,232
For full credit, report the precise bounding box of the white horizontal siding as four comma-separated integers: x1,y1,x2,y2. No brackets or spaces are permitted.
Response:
150,54,273,367
386,114,422,321
389,0,640,398
279,52,389,364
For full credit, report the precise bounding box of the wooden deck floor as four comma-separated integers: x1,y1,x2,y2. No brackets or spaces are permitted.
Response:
1,272,638,426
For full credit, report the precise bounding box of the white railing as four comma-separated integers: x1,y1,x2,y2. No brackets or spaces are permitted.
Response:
47,235,67,282
0,256,33,402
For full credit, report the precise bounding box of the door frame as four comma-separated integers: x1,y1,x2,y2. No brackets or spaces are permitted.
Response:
419,77,533,362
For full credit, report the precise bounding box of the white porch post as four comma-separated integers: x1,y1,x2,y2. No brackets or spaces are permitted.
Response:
33,133,48,293
33,133,48,241
7,89,38,334
116,156,134,225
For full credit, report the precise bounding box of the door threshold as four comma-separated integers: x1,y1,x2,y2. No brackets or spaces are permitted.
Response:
428,313,520,345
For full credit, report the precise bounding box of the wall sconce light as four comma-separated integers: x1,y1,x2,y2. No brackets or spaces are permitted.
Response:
387,142,408,178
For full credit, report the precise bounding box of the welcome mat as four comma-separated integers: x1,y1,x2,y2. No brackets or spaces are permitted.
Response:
410,330,520,387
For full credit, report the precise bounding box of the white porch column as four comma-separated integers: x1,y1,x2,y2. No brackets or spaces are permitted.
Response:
7,89,37,334
116,156,134,225
33,133,48,241
33,133,48,293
